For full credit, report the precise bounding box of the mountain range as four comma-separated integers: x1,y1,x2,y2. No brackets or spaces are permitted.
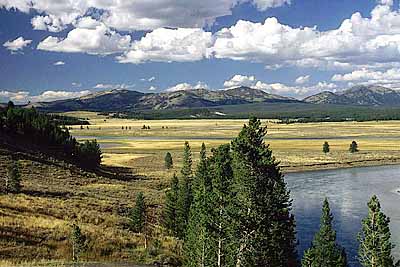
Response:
31,85,400,112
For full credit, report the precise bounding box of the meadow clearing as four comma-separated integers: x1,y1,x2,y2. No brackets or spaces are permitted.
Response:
66,111,400,177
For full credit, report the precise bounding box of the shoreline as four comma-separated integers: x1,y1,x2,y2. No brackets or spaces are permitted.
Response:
281,157,400,174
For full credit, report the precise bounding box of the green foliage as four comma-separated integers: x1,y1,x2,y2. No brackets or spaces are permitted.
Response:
130,192,146,233
176,141,193,239
6,160,22,193
230,117,297,266
323,141,330,154
349,141,359,153
70,224,86,262
301,198,347,267
358,195,399,267
77,140,102,170
163,173,179,236
0,105,101,170
165,152,173,169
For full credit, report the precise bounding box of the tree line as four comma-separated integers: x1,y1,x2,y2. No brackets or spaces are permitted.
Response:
0,101,102,170
162,117,399,266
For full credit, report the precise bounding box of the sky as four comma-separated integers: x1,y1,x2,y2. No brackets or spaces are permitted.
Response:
1,0,400,103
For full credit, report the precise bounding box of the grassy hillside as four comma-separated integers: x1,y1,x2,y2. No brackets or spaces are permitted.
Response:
0,146,182,265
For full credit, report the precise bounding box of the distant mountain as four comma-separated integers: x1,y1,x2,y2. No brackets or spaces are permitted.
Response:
304,85,400,106
35,86,299,112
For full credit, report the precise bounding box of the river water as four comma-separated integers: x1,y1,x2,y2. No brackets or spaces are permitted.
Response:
286,165,400,266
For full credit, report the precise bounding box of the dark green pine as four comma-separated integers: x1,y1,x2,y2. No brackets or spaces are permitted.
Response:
163,173,179,236
129,192,146,233
358,195,399,267
302,198,348,267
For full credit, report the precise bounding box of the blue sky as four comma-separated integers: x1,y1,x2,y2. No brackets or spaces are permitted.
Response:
1,0,400,102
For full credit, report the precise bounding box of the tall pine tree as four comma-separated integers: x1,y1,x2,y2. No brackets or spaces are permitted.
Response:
358,195,399,267
163,173,179,236
302,198,347,267
176,141,193,239
231,117,297,267
130,192,146,233
6,160,22,194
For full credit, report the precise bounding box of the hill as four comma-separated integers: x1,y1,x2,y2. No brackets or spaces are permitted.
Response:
304,85,400,106
34,86,299,112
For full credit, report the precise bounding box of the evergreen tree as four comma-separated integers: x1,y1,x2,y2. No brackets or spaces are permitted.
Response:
77,140,102,169
358,195,399,267
323,141,330,154
165,152,173,169
130,192,146,233
71,224,86,262
6,161,22,193
349,141,359,153
301,198,348,267
163,173,179,236
231,117,297,267
176,141,193,238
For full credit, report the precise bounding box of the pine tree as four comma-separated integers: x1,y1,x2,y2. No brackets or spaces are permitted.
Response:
358,195,399,267
165,152,173,169
130,192,146,233
184,143,212,267
301,198,347,267
231,117,297,267
349,141,359,153
176,141,193,239
71,224,86,262
6,161,22,193
323,141,330,154
163,173,179,236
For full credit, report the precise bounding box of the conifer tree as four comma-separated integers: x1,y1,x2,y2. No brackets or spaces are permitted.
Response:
176,141,193,238
165,152,173,169
231,117,297,267
163,173,179,236
184,143,213,267
349,141,359,153
358,195,399,267
323,141,330,154
130,192,146,233
71,224,86,262
301,198,348,267
6,161,22,194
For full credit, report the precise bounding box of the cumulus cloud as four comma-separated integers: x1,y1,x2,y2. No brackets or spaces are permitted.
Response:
53,61,65,66
295,75,310,84
117,28,212,63
223,74,256,88
148,86,157,91
165,81,209,92
223,74,337,97
332,68,400,88
37,22,131,55
141,76,156,82
3,37,32,52
211,4,400,70
0,90,91,103
0,0,290,32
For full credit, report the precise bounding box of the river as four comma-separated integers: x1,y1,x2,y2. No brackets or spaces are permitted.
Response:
286,165,400,266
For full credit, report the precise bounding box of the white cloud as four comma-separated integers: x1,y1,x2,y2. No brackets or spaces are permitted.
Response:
0,90,91,103
223,74,256,88
211,4,400,70
93,83,135,90
165,81,209,92
295,75,310,84
117,28,212,64
37,22,131,55
31,15,66,32
3,37,32,52
223,74,337,97
141,76,156,82
148,86,157,91
0,0,289,32
331,68,400,88
53,61,65,66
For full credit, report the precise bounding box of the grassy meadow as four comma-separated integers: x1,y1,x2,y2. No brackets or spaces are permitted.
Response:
2,111,400,265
